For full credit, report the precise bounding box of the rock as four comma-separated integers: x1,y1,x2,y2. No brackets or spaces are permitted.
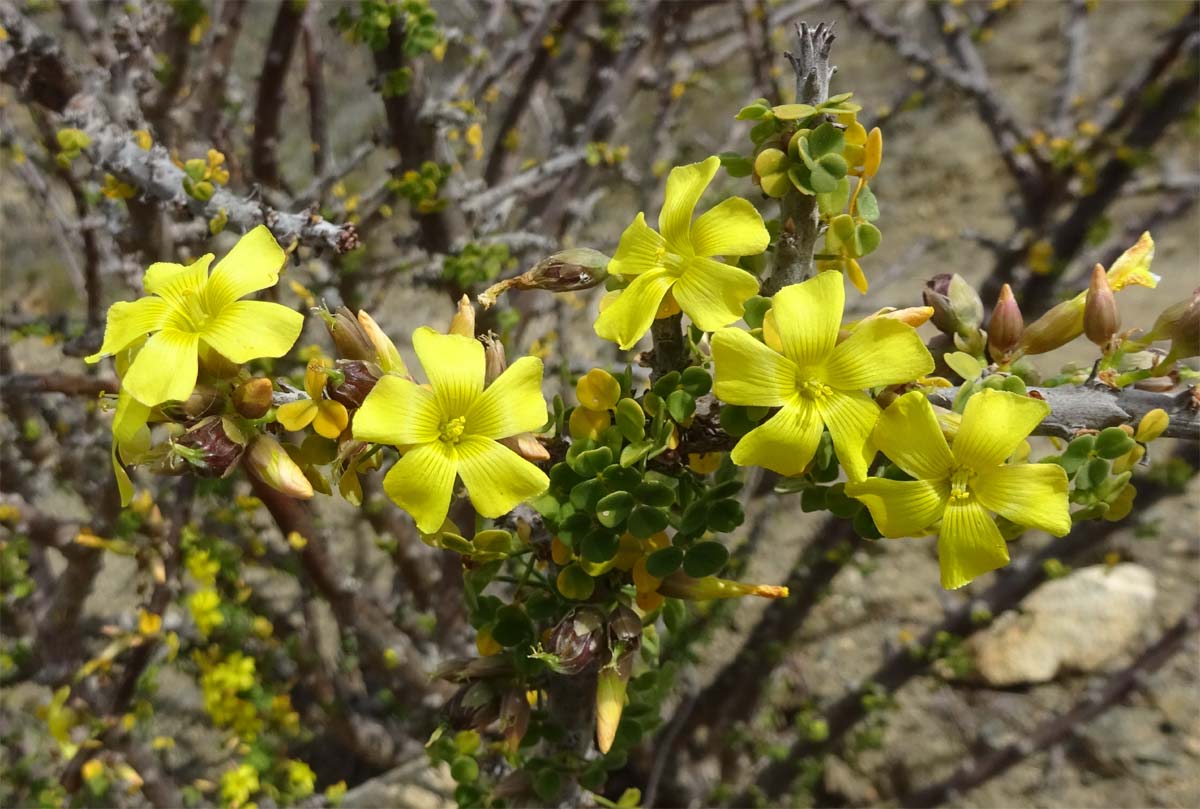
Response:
969,564,1156,686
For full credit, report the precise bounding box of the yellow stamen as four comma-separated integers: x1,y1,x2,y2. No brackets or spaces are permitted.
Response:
439,416,467,444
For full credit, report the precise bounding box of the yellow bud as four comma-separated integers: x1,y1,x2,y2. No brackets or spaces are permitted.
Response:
137,610,162,636
449,294,476,337
1020,297,1084,355
595,666,628,754
244,435,314,500
1135,409,1169,443
577,369,620,411
133,130,152,150
287,531,308,550
657,571,788,601
632,557,661,594
863,127,883,178
82,759,104,782
357,310,407,375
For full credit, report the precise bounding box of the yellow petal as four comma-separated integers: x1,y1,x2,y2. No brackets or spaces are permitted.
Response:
276,399,317,431
312,401,349,439
845,258,868,293
673,257,760,332
770,270,843,367
938,498,1009,589
711,327,797,406
730,401,822,476
112,390,151,447
815,389,880,482
383,441,458,533
954,389,1049,470
872,390,954,480
358,310,407,375
608,212,666,278
142,255,213,307
593,268,677,350
467,356,547,440
456,437,549,519
201,300,304,364
353,375,442,446
413,326,484,417
1105,231,1158,292
659,156,719,255
822,318,934,390
86,297,171,362
205,225,287,311
974,463,1071,536
690,197,769,257
846,477,949,537
121,328,199,406
112,444,135,507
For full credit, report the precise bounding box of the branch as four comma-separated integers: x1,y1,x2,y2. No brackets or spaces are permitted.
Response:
902,595,1200,808
1052,0,1089,137
251,0,305,186
0,2,360,254
926,383,1200,440
0,372,120,396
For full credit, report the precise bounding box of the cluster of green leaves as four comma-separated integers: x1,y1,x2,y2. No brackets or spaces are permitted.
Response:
389,161,450,214
443,243,516,289
1043,427,1138,517
333,0,439,54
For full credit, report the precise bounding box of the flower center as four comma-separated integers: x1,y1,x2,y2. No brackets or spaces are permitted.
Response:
796,377,833,400
178,288,212,332
439,416,467,444
949,465,977,501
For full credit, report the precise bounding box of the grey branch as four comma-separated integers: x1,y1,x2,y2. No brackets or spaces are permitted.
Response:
926,383,1199,440
0,1,359,254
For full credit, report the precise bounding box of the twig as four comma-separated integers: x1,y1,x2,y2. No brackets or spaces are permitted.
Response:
1052,0,1090,137
301,1,328,181
193,0,247,141
252,0,305,187
0,373,120,396
902,596,1200,808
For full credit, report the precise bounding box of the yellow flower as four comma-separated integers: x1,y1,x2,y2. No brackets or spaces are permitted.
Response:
595,156,767,349
712,271,933,481
277,359,350,439
847,389,1071,589
188,588,224,637
220,763,259,809
86,226,303,407
352,328,550,532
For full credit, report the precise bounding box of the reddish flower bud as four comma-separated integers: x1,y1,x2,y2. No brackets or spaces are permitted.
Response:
546,607,605,675
174,416,246,478
233,378,274,419
326,359,380,409
987,283,1024,361
1084,264,1119,348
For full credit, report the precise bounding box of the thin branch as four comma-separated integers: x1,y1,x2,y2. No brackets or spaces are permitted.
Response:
301,1,328,181
902,596,1200,808
1052,0,1090,137
251,0,305,187
0,372,120,396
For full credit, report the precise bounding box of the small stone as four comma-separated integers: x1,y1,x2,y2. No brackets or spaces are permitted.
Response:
969,564,1156,686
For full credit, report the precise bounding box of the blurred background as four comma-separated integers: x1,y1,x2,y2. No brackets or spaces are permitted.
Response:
2,0,1197,807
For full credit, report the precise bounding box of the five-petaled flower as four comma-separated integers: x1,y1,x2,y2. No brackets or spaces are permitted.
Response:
86,225,303,407
352,327,550,533
712,270,933,481
846,388,1071,589
277,358,350,439
595,155,768,349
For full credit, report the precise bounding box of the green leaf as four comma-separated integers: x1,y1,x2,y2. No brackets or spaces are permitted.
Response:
945,351,984,381
634,480,675,508
628,505,670,539
645,546,684,578
577,446,613,477
706,499,745,533
581,527,621,563
679,500,708,536
800,486,828,513
808,122,845,157
825,484,858,519
735,103,771,121
720,153,754,178
491,605,533,647
742,296,772,329
749,118,777,145
1094,427,1135,460
615,398,646,443
683,541,730,577
620,440,654,468
809,163,838,194
856,184,880,221
570,478,604,511
556,564,595,600
772,103,818,121
600,464,642,491
817,176,852,218
666,390,696,423
855,222,882,256
651,371,681,398
680,366,713,397
596,491,635,528
817,152,848,179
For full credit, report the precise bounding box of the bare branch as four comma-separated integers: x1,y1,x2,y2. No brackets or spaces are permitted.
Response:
1053,0,1090,137
251,0,305,187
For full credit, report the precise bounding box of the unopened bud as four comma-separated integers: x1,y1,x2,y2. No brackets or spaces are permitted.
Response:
607,604,642,647
446,681,500,731
245,434,314,499
182,384,221,419
327,359,380,409
449,295,476,337
1149,289,1200,359
233,378,274,419
500,433,550,462
596,665,629,754
1135,408,1170,443
546,607,605,675
1084,264,1119,348
987,283,1024,361
657,571,789,601
357,310,407,375
478,248,611,309
924,274,980,335
482,333,507,385
499,689,531,754
324,306,376,361
174,416,246,478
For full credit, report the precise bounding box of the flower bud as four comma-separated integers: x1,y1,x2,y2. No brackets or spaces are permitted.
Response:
357,310,407,375
327,360,380,409
482,333,506,385
446,681,500,731
596,664,629,754
546,607,605,675
245,434,314,499
478,248,611,308
987,283,1024,361
1019,298,1084,355
657,571,789,601
174,416,246,478
1084,264,1119,348
923,274,955,334
233,378,274,419
434,655,515,683
499,688,531,754
500,433,551,462
607,604,642,648
324,306,376,361
1135,408,1170,443
182,384,222,419
449,295,476,338
1149,289,1200,359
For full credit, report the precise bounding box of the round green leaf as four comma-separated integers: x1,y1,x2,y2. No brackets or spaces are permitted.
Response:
666,390,696,423
680,366,713,397
706,499,745,533
855,222,882,256
683,541,730,578
771,103,817,121
645,546,684,578
808,122,845,157
1094,427,1135,460
628,504,670,539
596,491,635,528
491,605,533,647
634,480,675,508
615,399,646,443
581,527,621,563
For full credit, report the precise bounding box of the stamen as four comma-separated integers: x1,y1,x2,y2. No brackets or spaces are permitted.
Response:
949,466,977,501
439,416,467,444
